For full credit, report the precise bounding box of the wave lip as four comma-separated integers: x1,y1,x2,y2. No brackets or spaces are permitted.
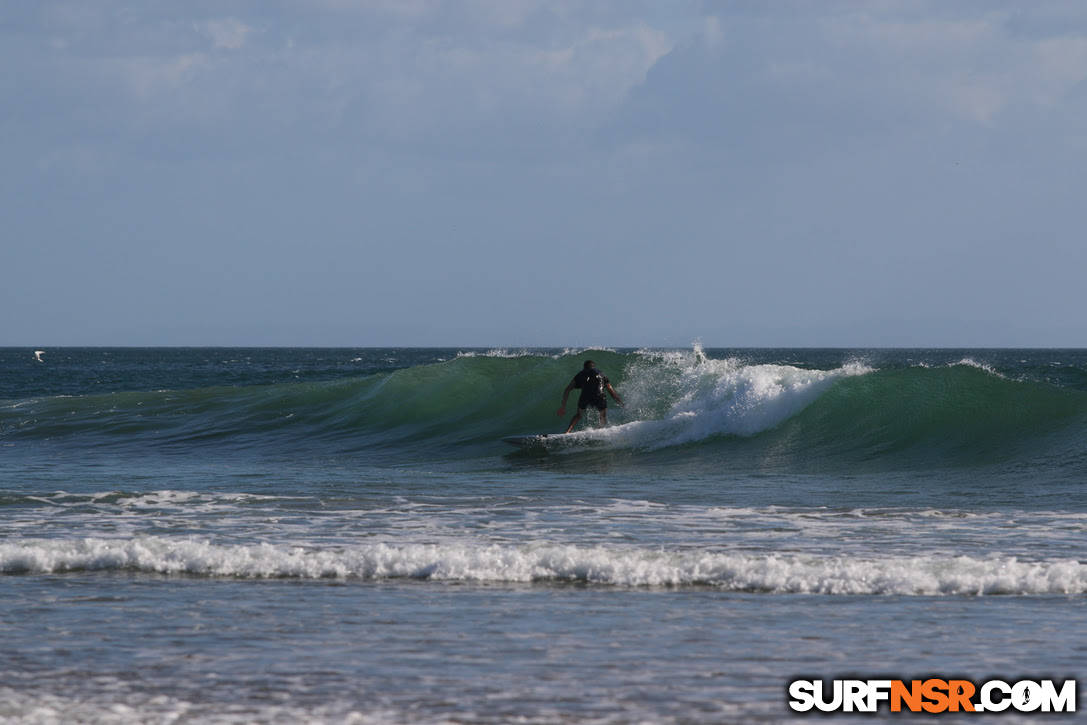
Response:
4,538,1083,596
584,354,871,449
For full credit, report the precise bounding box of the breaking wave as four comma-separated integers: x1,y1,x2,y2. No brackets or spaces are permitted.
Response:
3,537,1083,595
3,347,1086,471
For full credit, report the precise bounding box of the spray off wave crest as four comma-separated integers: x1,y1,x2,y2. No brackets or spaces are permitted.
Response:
4,537,1084,596
574,349,871,449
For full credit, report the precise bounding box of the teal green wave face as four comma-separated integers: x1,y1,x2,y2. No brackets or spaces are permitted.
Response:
762,366,1087,471
4,350,1087,475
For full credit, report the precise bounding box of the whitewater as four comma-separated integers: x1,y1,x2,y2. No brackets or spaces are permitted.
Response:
2,346,1085,723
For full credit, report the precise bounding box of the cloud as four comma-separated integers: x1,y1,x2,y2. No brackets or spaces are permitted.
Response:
5,1,1087,345
5,2,683,166
121,52,210,98
11,1,1087,180
605,3,1087,154
1030,34,1087,106
201,18,254,50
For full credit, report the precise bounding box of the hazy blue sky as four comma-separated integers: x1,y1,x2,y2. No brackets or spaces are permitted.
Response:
4,1,1086,347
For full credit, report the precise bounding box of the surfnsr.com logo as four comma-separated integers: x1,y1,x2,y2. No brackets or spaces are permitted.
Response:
788,678,1077,714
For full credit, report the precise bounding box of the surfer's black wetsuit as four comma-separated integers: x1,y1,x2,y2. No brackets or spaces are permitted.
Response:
572,368,609,411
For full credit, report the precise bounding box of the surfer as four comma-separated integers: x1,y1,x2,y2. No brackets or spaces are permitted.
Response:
557,360,623,433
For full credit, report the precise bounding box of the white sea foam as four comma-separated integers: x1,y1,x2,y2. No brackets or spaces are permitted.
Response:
455,348,534,359
578,348,871,448
558,346,618,356
952,357,1004,377
13,493,1086,560
455,347,618,359
4,537,1083,595
0,686,400,725
0,684,777,725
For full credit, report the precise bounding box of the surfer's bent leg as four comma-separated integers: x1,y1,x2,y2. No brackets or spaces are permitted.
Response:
565,410,582,434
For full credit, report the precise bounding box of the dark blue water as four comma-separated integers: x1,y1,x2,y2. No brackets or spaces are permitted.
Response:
2,347,1084,722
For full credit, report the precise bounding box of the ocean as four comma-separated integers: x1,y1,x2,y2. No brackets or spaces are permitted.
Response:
1,346,1084,723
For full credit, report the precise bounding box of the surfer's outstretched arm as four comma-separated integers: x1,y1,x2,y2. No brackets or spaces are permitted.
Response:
606,383,624,407
556,382,576,417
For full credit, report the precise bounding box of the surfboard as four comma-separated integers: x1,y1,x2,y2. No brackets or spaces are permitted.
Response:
502,432,606,449
502,434,560,448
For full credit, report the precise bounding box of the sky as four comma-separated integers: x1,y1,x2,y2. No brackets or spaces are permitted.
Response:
3,0,1086,347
